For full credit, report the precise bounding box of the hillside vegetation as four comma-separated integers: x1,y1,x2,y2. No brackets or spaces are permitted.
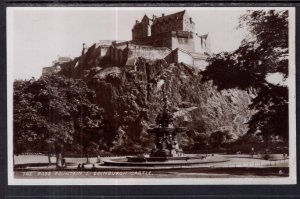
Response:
58,51,253,153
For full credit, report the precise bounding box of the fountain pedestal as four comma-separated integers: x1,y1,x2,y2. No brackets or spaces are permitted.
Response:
148,127,185,157
147,89,186,158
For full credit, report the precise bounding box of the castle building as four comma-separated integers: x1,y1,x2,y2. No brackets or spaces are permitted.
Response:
42,56,71,76
102,10,211,70
131,10,210,55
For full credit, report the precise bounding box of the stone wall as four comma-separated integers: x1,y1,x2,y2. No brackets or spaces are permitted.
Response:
165,48,193,66
126,45,171,65
98,43,171,66
114,41,129,50
109,46,128,66
131,32,172,49
165,48,208,70
95,38,208,68
171,36,195,52
176,48,194,66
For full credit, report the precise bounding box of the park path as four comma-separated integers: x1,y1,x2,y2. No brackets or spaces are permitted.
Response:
14,154,289,170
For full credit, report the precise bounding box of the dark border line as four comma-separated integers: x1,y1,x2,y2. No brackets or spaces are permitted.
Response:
3,0,300,4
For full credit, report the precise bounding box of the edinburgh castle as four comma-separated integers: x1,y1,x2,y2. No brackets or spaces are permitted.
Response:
43,10,211,76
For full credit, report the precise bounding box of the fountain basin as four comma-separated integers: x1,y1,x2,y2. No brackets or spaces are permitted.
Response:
103,155,229,167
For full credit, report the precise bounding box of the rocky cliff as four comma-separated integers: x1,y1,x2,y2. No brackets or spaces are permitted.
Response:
58,44,253,153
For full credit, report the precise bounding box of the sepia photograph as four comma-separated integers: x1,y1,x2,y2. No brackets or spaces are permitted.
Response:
7,7,296,185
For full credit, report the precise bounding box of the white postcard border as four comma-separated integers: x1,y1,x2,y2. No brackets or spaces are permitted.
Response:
6,7,297,185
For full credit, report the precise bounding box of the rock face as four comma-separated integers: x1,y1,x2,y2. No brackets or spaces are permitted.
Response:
58,44,253,153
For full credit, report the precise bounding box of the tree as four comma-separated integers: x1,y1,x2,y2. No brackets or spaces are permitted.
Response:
229,133,264,154
13,78,50,162
13,75,104,167
202,10,289,142
209,131,232,149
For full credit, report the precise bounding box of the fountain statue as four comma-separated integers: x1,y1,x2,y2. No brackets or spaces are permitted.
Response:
147,89,186,157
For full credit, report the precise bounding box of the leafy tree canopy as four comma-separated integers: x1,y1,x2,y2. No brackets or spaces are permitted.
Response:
14,75,105,165
202,10,289,141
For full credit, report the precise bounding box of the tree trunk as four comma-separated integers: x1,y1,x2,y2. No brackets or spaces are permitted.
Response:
85,149,90,164
55,142,64,168
96,146,101,163
56,152,63,168
48,150,52,164
97,155,101,163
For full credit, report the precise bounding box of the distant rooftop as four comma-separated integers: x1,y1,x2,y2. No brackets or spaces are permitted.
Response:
57,57,71,62
52,56,72,65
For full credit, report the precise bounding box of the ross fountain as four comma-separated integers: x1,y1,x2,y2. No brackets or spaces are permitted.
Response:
102,89,228,168
148,89,185,158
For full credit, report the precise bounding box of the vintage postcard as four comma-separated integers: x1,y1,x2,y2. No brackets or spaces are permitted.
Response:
7,7,296,185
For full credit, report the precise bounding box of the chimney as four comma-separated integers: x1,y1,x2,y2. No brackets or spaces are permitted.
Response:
189,17,192,23
162,13,165,17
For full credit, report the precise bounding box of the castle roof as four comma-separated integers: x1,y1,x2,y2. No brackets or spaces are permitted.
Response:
132,14,151,30
152,10,186,25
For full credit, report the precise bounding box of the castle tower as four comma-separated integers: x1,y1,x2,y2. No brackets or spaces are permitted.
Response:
132,15,151,42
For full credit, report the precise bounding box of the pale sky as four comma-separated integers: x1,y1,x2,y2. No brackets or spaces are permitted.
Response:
8,7,250,80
